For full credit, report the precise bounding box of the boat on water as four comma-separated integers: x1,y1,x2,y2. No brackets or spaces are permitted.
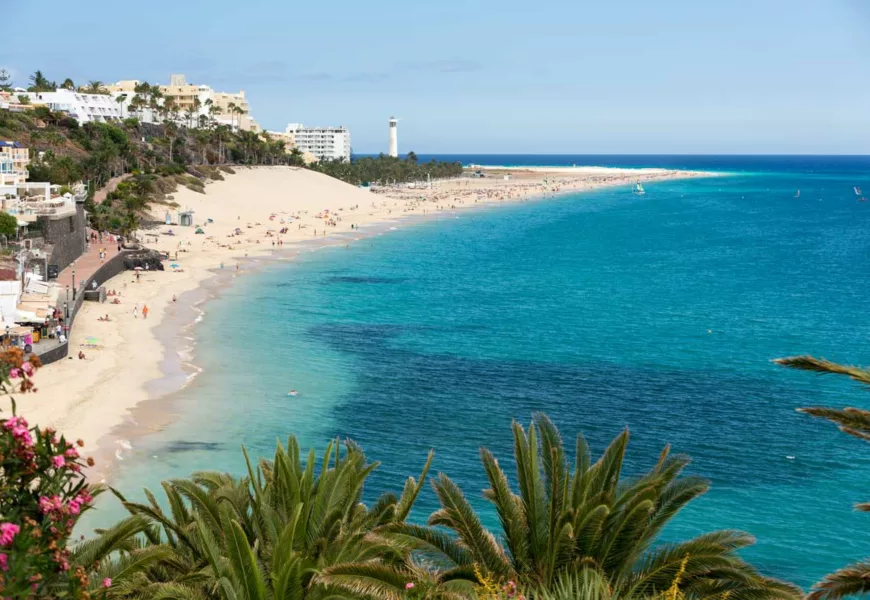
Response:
633,183,645,195
855,186,862,196
795,189,800,198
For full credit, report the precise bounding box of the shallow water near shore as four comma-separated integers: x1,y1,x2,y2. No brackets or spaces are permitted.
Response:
86,157,870,587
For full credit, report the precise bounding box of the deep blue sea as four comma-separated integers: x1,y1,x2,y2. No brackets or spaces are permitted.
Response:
95,155,870,589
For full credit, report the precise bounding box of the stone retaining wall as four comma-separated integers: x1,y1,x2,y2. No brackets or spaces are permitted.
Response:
42,204,87,274
36,250,131,365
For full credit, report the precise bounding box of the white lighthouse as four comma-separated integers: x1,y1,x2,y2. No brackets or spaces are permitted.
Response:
388,116,398,157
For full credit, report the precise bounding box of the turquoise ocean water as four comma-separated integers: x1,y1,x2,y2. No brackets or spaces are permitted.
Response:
93,156,870,588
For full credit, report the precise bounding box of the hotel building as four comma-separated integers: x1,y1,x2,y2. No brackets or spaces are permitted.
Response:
22,90,123,124
283,124,350,162
107,74,260,131
0,141,29,186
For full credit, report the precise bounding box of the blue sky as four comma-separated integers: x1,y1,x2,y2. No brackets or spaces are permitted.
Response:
3,0,869,154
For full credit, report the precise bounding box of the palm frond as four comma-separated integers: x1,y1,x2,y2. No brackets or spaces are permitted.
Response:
805,560,870,600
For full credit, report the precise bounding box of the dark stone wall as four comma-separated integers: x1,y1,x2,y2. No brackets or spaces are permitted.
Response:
41,204,87,274
35,250,132,366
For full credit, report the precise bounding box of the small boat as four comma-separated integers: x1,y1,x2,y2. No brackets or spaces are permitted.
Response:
794,189,800,198
855,186,863,196
633,183,645,195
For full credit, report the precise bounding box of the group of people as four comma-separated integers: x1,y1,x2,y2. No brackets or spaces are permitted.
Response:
132,304,149,319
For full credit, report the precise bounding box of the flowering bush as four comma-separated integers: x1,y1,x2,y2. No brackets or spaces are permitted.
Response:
0,347,98,598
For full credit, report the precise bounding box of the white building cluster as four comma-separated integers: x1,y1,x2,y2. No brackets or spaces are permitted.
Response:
3,74,360,163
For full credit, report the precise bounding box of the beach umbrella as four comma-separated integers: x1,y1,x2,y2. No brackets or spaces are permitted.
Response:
133,266,143,271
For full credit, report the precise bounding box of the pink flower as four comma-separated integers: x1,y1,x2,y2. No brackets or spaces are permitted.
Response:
68,500,81,515
0,553,7,572
102,578,112,588
21,361,33,375
9,368,20,379
4,417,34,447
64,447,79,459
0,523,19,546
51,455,65,468
3,415,28,429
405,583,415,590
39,495,63,515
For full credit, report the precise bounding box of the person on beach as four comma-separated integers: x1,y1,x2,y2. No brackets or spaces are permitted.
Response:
142,305,149,319
172,294,177,302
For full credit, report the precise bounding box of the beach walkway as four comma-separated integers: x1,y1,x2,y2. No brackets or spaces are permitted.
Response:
54,235,122,294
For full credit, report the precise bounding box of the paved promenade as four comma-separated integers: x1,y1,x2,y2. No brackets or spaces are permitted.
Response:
54,235,122,292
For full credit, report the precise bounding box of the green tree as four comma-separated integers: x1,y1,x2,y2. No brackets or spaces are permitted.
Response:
85,80,106,94
0,68,12,90
288,147,306,167
227,102,237,129
0,211,18,238
393,414,801,599
116,93,128,119
775,356,870,600
28,70,53,92
85,437,435,600
61,78,76,90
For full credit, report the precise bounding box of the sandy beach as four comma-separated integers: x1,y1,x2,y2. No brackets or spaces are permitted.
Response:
6,165,719,479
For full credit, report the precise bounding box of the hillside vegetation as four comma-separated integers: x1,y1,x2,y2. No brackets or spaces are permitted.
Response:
0,105,461,237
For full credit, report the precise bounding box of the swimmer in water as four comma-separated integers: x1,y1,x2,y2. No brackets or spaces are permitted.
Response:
288,390,298,396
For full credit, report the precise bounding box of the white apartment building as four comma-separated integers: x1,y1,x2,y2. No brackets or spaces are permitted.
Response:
0,142,28,187
23,90,123,124
284,124,350,162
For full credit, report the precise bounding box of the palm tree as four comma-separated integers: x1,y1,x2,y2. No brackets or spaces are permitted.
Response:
233,106,244,131
191,97,202,128
61,78,76,90
86,80,107,94
391,414,801,599
85,437,435,599
227,102,237,130
29,70,54,91
164,121,179,162
185,106,196,129
149,87,164,125
775,356,870,600
116,93,128,119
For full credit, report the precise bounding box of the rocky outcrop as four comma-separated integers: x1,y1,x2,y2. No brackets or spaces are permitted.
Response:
122,248,165,271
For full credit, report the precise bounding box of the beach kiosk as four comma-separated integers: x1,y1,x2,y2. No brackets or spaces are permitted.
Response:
180,211,195,227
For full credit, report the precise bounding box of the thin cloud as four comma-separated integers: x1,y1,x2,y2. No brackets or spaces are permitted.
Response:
398,59,482,73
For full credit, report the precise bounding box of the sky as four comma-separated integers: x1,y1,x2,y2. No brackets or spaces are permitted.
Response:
2,0,869,154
